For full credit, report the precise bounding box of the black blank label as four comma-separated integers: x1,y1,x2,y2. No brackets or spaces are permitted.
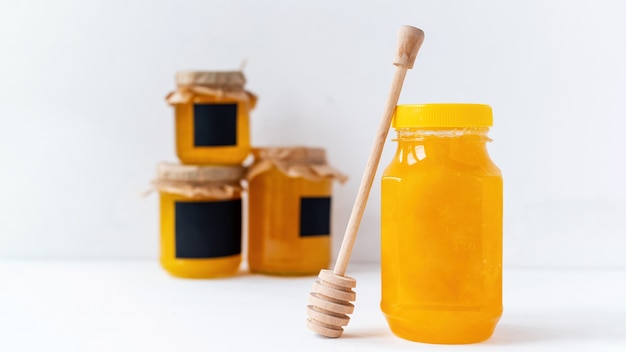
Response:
193,103,238,146
175,199,242,258
300,197,331,237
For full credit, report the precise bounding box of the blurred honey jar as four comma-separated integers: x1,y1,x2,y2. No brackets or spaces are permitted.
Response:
166,71,257,165
154,162,245,278
246,147,347,275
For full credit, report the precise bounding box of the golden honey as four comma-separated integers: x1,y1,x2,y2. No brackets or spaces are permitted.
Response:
381,104,503,344
247,147,347,275
166,71,256,165
155,162,244,278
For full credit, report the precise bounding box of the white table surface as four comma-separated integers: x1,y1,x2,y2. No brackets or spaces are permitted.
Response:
0,260,624,351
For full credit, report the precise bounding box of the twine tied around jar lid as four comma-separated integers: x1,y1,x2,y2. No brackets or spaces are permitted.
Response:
151,162,244,199
165,70,257,109
246,147,348,183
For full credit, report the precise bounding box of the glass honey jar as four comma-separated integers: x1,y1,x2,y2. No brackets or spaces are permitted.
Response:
381,104,503,344
153,162,245,278
165,71,257,165
246,147,348,276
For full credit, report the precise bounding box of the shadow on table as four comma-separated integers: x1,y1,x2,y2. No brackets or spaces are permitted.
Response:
486,317,626,346
344,324,556,344
485,323,555,345
339,319,626,346
342,327,391,339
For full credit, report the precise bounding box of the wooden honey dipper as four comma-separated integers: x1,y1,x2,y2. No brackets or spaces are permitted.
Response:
306,25,425,338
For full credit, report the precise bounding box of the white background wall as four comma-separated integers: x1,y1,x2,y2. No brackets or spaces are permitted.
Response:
1,0,625,268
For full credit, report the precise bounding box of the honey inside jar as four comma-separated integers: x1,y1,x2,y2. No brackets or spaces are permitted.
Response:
154,162,245,278
381,104,503,344
246,147,347,276
166,71,256,165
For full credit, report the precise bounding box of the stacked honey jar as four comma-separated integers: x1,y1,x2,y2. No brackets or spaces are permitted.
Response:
154,71,347,278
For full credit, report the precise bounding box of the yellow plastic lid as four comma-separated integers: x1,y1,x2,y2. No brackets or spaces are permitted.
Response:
393,104,493,128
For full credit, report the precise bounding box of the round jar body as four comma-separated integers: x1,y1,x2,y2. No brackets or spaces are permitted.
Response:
381,126,503,344
248,167,332,276
174,94,250,165
160,191,242,278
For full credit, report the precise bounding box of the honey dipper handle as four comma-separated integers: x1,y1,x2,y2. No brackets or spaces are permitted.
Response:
333,26,424,276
